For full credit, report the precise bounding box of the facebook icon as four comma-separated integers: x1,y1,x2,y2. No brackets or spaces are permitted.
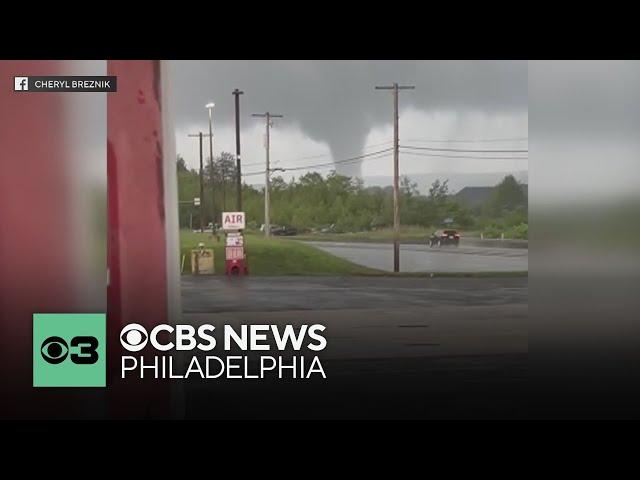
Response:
14,77,28,91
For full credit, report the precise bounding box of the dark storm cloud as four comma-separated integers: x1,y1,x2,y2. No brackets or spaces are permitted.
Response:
169,60,527,175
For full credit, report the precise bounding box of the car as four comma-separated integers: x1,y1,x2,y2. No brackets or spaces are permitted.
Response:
428,229,460,247
319,223,343,234
271,225,298,236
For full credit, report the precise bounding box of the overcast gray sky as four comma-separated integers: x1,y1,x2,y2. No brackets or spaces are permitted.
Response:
169,60,528,184
529,60,640,200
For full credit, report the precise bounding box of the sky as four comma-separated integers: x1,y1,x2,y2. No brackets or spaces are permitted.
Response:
529,60,640,200
169,60,529,189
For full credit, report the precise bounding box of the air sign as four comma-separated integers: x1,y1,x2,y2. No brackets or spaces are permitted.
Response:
222,212,245,230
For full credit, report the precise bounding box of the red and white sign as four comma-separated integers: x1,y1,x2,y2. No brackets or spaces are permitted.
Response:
226,246,244,261
222,211,245,230
226,233,244,247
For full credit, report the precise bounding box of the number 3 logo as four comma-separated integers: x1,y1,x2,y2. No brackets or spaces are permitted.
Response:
41,336,99,365
70,336,99,364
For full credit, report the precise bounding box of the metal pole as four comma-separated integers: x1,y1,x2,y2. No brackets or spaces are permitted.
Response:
207,106,215,226
233,89,244,210
199,132,204,232
265,113,271,237
252,111,282,237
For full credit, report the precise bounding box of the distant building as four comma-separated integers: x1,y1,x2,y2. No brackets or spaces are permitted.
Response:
453,186,495,209
453,184,528,210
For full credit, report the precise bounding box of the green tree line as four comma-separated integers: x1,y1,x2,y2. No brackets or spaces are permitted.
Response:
177,152,527,236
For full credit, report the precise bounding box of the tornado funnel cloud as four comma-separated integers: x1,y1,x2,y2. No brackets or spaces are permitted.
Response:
170,60,527,178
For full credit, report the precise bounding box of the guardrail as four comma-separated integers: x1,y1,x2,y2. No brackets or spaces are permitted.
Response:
462,238,528,249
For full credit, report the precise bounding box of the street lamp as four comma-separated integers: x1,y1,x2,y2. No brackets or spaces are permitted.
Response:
205,102,215,224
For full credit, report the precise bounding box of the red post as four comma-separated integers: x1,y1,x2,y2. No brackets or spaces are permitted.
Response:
107,60,176,418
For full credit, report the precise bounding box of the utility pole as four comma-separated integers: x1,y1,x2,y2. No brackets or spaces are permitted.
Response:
251,112,283,237
233,89,244,211
375,82,415,272
221,159,226,214
187,132,213,231
205,103,216,225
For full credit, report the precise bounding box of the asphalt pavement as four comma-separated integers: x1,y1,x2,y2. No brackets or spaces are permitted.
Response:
303,241,528,273
179,275,528,419
181,275,527,313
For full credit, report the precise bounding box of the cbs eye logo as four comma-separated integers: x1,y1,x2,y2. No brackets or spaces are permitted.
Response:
41,335,99,365
33,313,106,388
120,323,148,352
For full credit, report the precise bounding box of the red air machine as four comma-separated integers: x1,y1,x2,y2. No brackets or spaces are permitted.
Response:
223,212,249,276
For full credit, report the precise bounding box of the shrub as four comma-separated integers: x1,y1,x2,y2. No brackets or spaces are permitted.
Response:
508,223,528,239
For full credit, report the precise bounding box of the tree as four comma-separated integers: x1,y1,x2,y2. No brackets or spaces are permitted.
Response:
202,151,238,217
176,155,188,173
400,175,419,198
428,178,449,203
485,175,526,216
176,155,201,228
176,168,487,232
270,176,287,192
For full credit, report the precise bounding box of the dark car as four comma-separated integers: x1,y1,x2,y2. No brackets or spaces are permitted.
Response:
428,229,460,247
271,225,298,236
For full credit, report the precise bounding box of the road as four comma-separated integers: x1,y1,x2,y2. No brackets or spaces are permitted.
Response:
303,241,528,273
182,275,527,313
179,276,527,419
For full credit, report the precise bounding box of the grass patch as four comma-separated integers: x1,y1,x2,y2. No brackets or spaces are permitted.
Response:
180,230,382,276
294,226,482,244
179,230,526,278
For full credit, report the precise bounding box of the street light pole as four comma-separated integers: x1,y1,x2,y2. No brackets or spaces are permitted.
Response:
199,132,204,232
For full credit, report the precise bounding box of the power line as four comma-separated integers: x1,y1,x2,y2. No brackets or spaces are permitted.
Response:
403,137,528,144
242,145,525,177
400,150,528,160
242,152,331,168
400,144,528,153
241,148,393,177
282,148,393,172
223,138,527,169
267,140,395,167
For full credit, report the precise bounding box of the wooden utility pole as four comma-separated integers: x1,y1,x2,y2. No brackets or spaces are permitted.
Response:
187,132,213,231
206,105,215,225
375,83,415,272
251,112,283,237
